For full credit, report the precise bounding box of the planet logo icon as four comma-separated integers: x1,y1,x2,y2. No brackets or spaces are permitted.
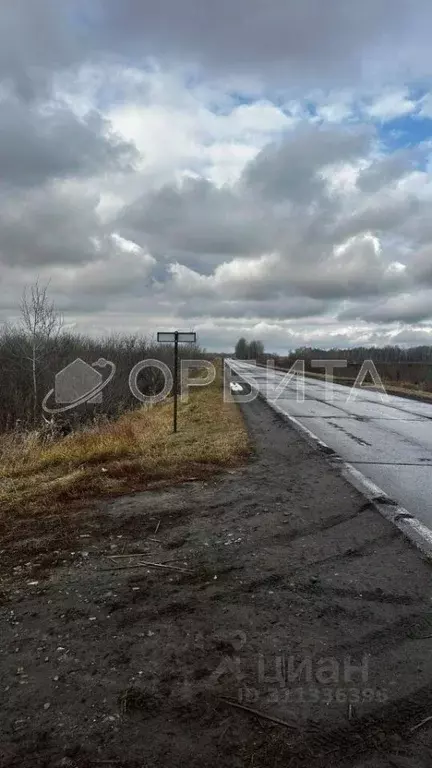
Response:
42,358,116,414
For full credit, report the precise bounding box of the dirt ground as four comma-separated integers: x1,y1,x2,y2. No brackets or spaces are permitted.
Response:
2,396,432,767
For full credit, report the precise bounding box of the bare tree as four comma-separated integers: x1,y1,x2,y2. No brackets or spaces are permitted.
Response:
0,310,205,433
19,281,63,423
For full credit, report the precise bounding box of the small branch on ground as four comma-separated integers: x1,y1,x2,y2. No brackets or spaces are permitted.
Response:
409,715,432,734
219,697,298,731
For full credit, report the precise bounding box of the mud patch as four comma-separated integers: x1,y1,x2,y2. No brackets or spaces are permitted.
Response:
1,397,432,767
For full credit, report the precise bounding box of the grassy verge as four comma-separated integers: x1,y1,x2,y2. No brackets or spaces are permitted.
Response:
0,362,250,521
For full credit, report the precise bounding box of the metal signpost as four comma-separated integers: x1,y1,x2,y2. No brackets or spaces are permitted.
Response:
157,331,197,433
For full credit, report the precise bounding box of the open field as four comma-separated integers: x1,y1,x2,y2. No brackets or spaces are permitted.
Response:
0,363,250,522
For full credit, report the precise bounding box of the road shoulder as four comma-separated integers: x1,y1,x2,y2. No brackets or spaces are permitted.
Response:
1,396,432,767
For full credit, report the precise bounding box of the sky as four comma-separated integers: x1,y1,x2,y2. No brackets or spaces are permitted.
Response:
2,2,432,352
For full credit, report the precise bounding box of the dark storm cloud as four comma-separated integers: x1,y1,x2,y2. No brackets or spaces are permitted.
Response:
0,88,138,271
0,1,84,99
409,246,432,284
118,125,373,270
244,125,372,203
356,148,424,194
0,185,102,266
0,98,137,189
175,295,330,320
332,196,423,245
2,1,432,99
117,178,272,268
390,328,432,345
338,293,432,324
117,123,411,305
98,0,430,85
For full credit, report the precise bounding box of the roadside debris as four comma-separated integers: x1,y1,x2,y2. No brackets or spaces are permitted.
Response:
102,560,191,573
220,697,298,731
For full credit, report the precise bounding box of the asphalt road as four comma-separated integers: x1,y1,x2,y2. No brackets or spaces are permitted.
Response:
228,359,432,526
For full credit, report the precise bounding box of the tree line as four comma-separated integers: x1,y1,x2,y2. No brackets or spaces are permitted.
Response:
285,346,432,364
234,338,265,359
235,340,432,364
0,282,204,434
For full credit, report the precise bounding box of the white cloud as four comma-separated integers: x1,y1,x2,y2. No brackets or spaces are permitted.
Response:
364,90,417,120
103,70,295,187
315,94,354,123
419,93,432,118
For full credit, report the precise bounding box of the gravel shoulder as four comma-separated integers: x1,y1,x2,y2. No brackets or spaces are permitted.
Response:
2,396,432,767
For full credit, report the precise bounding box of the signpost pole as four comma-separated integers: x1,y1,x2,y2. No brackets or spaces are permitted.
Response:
173,331,179,433
157,330,196,434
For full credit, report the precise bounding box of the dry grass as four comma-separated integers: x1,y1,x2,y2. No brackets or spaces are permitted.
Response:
376,381,432,399
0,363,250,520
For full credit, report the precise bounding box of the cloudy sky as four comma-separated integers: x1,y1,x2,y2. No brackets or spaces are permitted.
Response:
1,1,432,351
